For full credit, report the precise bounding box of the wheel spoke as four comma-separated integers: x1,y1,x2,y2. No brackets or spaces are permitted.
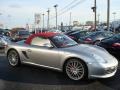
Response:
75,61,78,68
68,63,73,68
66,60,85,80
8,51,19,66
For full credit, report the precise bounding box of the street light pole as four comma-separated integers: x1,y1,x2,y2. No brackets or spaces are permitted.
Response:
112,12,116,32
112,12,116,21
54,4,58,29
107,0,110,31
47,9,50,30
42,13,45,31
69,12,72,30
98,14,100,25
91,0,97,31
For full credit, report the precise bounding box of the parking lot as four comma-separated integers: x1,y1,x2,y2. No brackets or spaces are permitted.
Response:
0,0,120,89
0,49,120,90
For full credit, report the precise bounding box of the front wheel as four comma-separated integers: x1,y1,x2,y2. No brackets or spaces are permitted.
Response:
7,50,20,67
64,59,87,81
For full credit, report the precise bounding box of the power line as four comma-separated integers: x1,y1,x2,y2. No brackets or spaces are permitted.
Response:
50,0,79,18
51,0,87,19
59,0,79,12
59,0,87,16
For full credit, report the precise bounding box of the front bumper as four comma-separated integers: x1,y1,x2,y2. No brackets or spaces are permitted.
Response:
87,60,118,79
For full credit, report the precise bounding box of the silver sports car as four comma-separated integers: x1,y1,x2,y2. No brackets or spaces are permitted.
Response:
5,32,118,81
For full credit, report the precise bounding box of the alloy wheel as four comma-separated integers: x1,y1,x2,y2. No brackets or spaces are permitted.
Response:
65,59,85,81
8,50,20,67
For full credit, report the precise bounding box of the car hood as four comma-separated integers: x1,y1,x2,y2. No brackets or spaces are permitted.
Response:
64,44,106,54
63,44,116,63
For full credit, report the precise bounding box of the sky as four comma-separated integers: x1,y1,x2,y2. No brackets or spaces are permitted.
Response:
0,0,120,29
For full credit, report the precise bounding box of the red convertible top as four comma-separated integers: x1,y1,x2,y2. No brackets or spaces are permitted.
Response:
25,32,58,44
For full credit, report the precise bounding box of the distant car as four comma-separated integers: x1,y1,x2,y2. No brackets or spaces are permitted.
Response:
5,32,118,81
79,31,114,44
0,35,11,48
49,29,62,33
12,30,30,41
66,30,91,42
65,30,80,35
98,34,120,59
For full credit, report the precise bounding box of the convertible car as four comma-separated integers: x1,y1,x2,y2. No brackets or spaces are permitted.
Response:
5,32,118,81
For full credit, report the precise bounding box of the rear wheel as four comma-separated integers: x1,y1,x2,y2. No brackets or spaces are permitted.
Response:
64,59,87,81
7,50,20,67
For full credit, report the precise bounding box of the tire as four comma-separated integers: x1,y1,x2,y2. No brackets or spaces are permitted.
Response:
64,59,87,81
7,50,20,67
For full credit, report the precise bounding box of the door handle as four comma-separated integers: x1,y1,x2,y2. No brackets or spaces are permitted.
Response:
27,49,32,52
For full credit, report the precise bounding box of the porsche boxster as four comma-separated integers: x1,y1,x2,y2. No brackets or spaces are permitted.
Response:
5,32,118,81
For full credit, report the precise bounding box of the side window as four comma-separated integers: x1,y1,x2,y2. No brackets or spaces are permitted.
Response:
30,37,51,47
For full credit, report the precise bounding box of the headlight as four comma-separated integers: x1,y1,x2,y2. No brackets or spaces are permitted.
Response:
93,54,107,63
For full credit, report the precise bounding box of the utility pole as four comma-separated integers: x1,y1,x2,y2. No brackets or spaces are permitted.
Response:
91,0,97,31
54,4,58,29
47,9,50,30
42,13,45,31
94,0,97,31
69,12,72,30
107,0,110,31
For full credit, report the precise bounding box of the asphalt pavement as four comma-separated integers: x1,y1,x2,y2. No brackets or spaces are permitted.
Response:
0,51,120,90
0,49,4,53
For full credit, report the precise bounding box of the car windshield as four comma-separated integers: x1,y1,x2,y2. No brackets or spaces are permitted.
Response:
79,31,91,36
102,34,120,42
87,31,101,37
19,31,30,35
50,34,78,48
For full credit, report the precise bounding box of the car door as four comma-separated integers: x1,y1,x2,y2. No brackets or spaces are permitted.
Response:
27,36,61,68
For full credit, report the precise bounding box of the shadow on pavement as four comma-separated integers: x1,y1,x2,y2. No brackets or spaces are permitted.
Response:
0,56,95,85
95,61,120,90
96,67,120,90
0,56,120,90
0,48,4,53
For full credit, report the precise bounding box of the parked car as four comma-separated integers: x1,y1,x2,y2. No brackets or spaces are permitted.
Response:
65,30,80,35
12,30,30,41
0,35,11,48
98,34,120,59
48,29,62,33
5,32,118,81
79,31,114,44
66,30,91,42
